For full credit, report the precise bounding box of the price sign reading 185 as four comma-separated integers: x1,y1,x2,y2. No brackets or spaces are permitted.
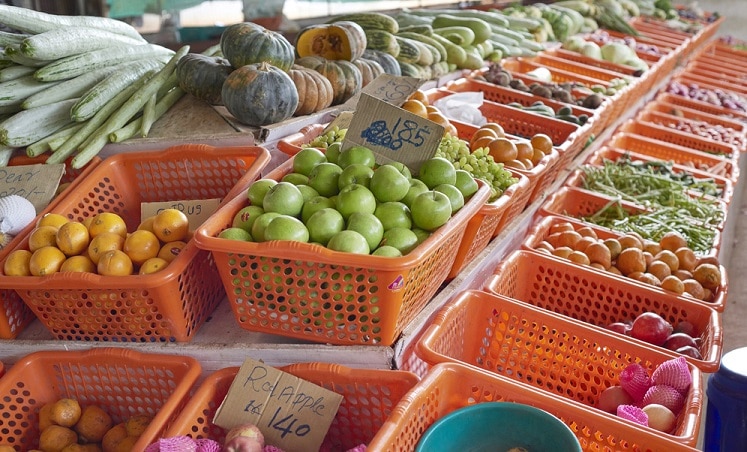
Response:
361,118,434,151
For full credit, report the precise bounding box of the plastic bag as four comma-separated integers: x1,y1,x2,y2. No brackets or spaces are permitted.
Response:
433,92,487,127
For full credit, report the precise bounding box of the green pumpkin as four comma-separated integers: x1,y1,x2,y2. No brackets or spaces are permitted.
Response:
221,62,299,126
175,53,234,105
353,57,384,87
361,49,401,76
220,22,295,71
295,56,362,105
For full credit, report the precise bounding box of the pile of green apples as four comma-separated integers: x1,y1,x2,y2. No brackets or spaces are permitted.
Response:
218,143,481,256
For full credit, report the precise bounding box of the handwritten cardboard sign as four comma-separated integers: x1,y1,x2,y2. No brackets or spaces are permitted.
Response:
213,358,343,452
0,163,64,214
342,93,444,173
341,73,424,110
140,198,221,231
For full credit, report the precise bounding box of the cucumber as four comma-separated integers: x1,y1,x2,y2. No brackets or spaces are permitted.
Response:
0,30,29,47
432,14,491,44
429,33,468,67
327,13,399,34
0,75,60,107
0,4,145,41
398,24,433,36
20,27,146,60
433,26,476,47
4,46,49,67
460,49,484,70
34,44,174,82
398,61,424,78
0,64,36,82
394,36,423,65
0,98,77,147
404,9,510,28
22,65,121,110
396,32,448,63
364,30,400,57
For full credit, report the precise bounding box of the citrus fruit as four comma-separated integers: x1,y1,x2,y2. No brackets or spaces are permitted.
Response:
101,423,128,452
88,212,127,239
487,138,518,163
60,255,96,273
470,135,494,150
401,99,428,118
659,231,688,252
75,405,113,443
137,216,155,233
138,257,169,275
36,213,68,229
530,133,553,154
151,209,189,243
515,141,534,161
123,230,160,266
407,89,429,104
88,232,125,265
616,247,646,276
4,249,32,276
427,111,452,130
97,250,133,276
157,240,187,263
675,247,697,271
56,221,90,257
693,263,721,291
110,435,138,452
654,250,680,272
50,398,82,427
481,122,505,137
29,246,67,276
38,402,55,432
39,425,78,452
28,225,59,252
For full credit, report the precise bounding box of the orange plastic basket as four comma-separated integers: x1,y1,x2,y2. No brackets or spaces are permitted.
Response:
684,64,747,90
484,250,723,372
0,144,271,342
544,47,643,78
447,169,530,280
367,362,699,452
538,185,724,259
583,146,734,204
416,289,704,446
617,119,738,159
500,57,612,88
530,53,634,83
608,132,738,181
676,71,747,96
163,363,419,450
0,347,201,451
0,154,101,339
193,158,491,346
522,214,728,310
655,92,747,122
635,110,746,155
642,100,746,134
276,123,328,157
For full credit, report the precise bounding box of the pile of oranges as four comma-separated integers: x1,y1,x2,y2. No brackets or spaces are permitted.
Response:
400,90,459,137
0,398,152,452
469,123,554,171
3,209,190,277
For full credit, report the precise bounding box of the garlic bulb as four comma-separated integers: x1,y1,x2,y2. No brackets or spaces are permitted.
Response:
0,195,36,235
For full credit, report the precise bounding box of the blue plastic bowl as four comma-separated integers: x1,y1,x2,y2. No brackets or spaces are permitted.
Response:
415,402,582,452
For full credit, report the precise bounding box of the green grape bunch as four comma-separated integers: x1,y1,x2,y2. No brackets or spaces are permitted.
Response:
302,126,348,149
435,133,518,202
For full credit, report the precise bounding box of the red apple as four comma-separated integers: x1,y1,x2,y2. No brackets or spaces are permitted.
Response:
630,312,673,346
663,332,698,352
673,320,696,336
606,322,632,335
676,345,703,360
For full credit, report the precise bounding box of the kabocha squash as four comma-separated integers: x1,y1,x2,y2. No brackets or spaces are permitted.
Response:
221,62,298,126
288,64,334,116
220,22,294,71
353,57,384,87
295,21,367,62
295,56,362,106
361,49,401,76
175,53,233,105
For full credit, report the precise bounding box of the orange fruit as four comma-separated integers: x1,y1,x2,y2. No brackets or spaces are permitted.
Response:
567,250,590,266
471,128,499,143
60,255,96,273
87,232,125,265
74,405,113,443
62,444,104,452
56,221,90,257
661,275,685,295
515,141,534,161
531,148,545,165
548,222,574,235
682,279,706,300
110,435,138,452
487,138,518,163
97,250,133,276
470,135,494,151
88,212,127,239
137,216,155,233
642,240,662,256
123,230,160,266
408,90,429,104
584,242,612,269
36,213,69,229
157,241,187,263
518,158,534,169
555,230,582,249
659,231,688,252
576,226,598,240
4,249,32,276
401,99,428,118
425,105,440,114
692,263,721,291
647,260,672,282
28,225,59,252
675,247,698,272
481,122,505,137
618,234,643,251
101,423,128,452
573,236,596,253
38,402,55,432
503,160,526,170
39,425,78,452
654,250,680,272
530,133,553,154
50,398,82,428
603,238,622,260
81,216,94,230
138,257,169,275
551,246,574,259
29,246,67,276
151,209,189,243
616,247,646,276
124,414,152,437
427,111,452,130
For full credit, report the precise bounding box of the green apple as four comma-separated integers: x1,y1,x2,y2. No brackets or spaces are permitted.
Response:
338,163,374,190
281,172,310,186
454,169,479,199
324,142,341,164
346,212,384,251
336,183,377,220
401,179,429,208
434,183,465,214
369,164,410,203
293,147,327,176
301,196,336,223
305,208,345,246
417,157,457,189
388,161,412,180
262,181,304,216
296,184,320,202
411,190,452,231
251,212,282,242
412,228,431,245
380,227,419,254
263,215,309,242
374,201,412,231
327,230,370,254
246,178,277,207
218,227,252,242
338,145,376,169
232,205,264,233
308,162,343,197
372,245,402,257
